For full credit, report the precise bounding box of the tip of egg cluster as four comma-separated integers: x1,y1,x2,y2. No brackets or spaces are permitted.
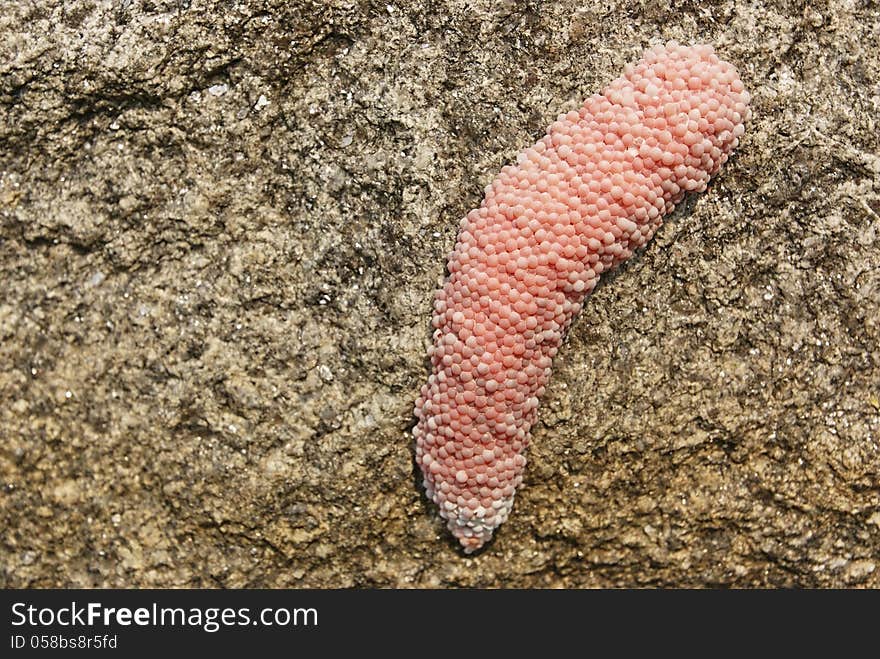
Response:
454,530,492,554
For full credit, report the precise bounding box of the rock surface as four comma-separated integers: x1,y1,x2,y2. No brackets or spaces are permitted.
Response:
1,0,878,587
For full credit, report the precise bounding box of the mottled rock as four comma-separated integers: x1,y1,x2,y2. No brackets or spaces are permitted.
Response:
1,0,878,587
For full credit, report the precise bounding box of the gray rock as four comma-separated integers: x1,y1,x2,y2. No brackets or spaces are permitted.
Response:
1,0,878,587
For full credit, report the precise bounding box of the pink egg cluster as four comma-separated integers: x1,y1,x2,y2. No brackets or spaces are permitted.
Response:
413,42,750,552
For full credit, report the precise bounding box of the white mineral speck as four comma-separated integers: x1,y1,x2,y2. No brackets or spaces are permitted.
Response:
208,84,228,96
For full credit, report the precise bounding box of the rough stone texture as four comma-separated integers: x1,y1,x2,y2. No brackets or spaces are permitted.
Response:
1,0,877,587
